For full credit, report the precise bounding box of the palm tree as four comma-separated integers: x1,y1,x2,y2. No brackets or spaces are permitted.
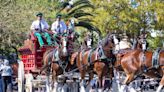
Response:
56,0,101,35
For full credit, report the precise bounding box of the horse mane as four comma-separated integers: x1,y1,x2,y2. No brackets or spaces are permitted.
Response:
80,34,93,50
101,34,113,47
136,38,143,50
43,48,54,64
131,38,138,49
101,38,107,47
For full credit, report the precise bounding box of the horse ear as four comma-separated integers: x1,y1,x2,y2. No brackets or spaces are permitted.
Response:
108,32,113,36
66,20,69,26
117,37,121,42
111,38,114,44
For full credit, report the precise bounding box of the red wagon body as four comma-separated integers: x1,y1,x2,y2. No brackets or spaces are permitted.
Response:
18,32,56,73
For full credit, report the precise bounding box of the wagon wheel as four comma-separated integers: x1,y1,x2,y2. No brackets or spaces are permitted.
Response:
18,60,25,92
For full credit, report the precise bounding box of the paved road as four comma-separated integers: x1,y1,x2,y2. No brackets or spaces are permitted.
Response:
3,78,164,92
12,83,163,92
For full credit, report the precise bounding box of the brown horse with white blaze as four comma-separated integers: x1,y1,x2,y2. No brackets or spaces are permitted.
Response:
120,49,164,92
93,34,115,90
111,34,164,92
40,35,76,91
70,34,115,91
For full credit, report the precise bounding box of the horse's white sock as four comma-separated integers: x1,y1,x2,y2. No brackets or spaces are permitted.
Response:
156,85,163,92
80,86,86,92
129,85,137,92
98,88,103,92
52,82,58,92
79,80,85,92
120,85,127,92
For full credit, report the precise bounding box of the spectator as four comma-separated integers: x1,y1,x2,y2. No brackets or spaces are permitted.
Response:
0,59,13,92
0,60,3,92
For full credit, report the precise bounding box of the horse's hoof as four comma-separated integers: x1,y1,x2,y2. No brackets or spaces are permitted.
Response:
129,86,137,92
80,86,86,92
98,88,103,92
120,85,127,92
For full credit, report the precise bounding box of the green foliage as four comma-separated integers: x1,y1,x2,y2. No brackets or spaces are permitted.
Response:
91,0,164,32
147,36,163,50
0,0,100,54
0,0,60,55
90,0,164,48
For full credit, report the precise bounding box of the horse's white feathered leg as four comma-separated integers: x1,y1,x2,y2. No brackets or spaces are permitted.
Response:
98,88,103,92
129,85,137,92
80,80,86,92
80,86,86,92
61,84,68,92
120,85,128,92
113,69,120,92
156,85,163,92
52,82,58,92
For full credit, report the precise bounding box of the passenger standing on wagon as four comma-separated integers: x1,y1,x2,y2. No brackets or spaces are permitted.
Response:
0,59,13,92
30,12,52,47
51,14,67,39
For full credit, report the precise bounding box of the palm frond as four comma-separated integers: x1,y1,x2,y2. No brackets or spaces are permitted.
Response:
73,0,91,7
78,18,94,22
75,21,101,34
70,12,93,18
67,4,94,16
57,2,69,13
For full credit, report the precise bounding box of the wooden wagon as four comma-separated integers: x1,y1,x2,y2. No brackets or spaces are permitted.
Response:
18,32,56,92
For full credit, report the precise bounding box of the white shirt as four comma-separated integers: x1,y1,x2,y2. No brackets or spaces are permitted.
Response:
51,20,67,34
0,65,13,76
30,19,49,32
119,39,132,50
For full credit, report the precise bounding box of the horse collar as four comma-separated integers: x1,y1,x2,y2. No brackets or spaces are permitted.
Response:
98,46,107,60
152,48,161,68
88,49,93,65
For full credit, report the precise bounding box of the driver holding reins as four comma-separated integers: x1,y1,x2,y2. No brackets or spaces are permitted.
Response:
51,14,67,39
30,12,52,47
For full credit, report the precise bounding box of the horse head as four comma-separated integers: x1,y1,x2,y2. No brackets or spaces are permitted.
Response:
60,35,68,57
86,35,92,49
82,33,93,50
97,33,115,59
138,37,147,51
102,33,114,49
112,34,120,52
